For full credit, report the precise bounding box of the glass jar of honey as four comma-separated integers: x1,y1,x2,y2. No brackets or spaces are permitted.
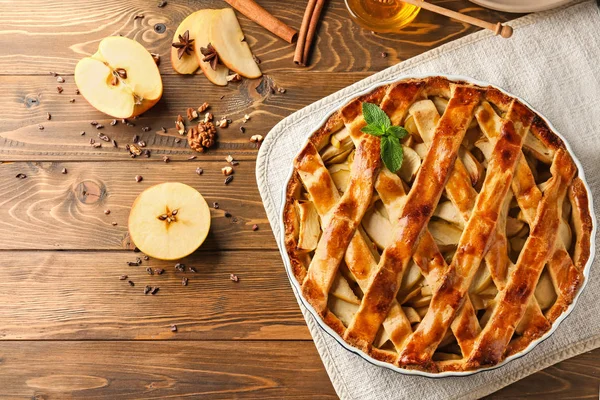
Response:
345,0,420,33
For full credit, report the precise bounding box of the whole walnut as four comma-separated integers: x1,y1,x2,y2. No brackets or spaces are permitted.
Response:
188,121,216,152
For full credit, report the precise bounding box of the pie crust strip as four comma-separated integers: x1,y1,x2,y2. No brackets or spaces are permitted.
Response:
300,83,423,323
408,99,510,356
344,84,484,351
409,99,511,286
331,82,426,348
476,102,583,340
569,177,593,271
299,93,384,315
474,102,550,338
398,99,534,368
466,149,577,367
295,142,412,350
375,169,482,355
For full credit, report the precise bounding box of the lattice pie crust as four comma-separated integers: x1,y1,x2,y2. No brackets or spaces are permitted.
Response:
283,77,593,373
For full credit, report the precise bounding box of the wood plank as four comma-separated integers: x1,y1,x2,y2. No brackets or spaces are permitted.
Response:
0,73,368,161
0,341,598,399
487,349,600,399
0,160,278,250
0,341,336,399
0,0,516,75
0,250,308,340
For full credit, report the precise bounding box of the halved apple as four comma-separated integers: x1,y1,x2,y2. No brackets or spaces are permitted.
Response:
128,182,211,260
210,8,262,79
75,36,162,119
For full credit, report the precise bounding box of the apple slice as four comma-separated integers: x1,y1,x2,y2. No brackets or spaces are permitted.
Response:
210,8,262,79
75,36,162,119
192,11,228,86
171,11,202,75
128,182,211,260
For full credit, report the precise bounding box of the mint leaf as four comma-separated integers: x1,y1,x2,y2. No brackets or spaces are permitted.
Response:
362,102,390,130
380,135,403,173
360,102,406,173
387,125,409,140
361,125,385,136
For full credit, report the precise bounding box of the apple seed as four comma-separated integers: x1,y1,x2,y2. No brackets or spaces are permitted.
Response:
115,68,127,79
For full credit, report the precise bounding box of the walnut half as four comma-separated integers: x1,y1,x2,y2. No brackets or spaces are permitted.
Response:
188,121,217,153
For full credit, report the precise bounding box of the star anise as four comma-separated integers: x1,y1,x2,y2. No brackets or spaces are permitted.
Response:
200,43,220,71
172,30,194,60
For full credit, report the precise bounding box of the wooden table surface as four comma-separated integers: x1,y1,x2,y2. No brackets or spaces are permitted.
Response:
0,0,598,398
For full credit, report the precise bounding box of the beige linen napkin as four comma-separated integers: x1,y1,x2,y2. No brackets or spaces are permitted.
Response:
257,1,600,398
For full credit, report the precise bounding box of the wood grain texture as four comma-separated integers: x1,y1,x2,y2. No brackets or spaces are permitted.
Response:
0,341,336,399
0,0,516,75
0,250,308,340
0,0,595,398
0,74,369,161
0,161,277,250
487,350,600,399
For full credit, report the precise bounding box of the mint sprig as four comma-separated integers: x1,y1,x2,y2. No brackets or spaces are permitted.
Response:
361,102,408,172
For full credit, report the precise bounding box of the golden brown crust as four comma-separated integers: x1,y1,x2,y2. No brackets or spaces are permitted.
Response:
282,76,593,373
347,84,484,355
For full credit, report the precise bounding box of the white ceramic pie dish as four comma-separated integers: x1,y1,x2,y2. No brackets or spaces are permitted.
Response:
278,73,596,378
469,0,573,13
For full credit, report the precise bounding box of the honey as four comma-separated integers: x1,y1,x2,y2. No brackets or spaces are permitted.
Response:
345,0,420,33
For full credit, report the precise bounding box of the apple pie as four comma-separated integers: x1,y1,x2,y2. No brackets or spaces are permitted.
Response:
283,76,593,373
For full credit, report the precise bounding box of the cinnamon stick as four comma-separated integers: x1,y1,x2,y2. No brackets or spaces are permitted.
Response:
223,0,298,44
294,0,317,66
294,0,326,66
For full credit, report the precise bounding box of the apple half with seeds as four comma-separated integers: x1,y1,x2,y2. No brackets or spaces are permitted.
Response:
75,36,163,119
128,182,211,260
